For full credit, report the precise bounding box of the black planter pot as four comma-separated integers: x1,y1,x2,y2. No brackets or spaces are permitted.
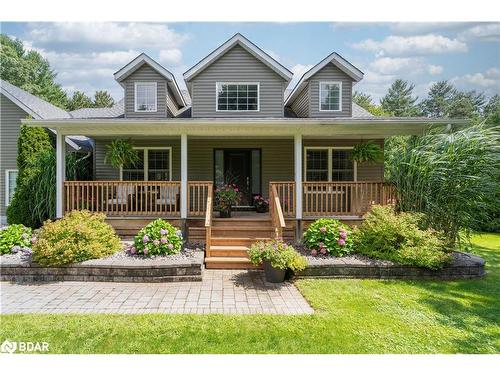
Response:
219,209,231,218
263,261,286,283
255,206,268,213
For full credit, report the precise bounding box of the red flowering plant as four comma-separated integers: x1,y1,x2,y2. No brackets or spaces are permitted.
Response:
253,195,269,213
214,183,242,217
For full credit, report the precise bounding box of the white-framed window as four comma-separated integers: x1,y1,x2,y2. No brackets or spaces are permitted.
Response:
120,147,172,181
319,81,342,112
134,82,157,112
304,147,356,182
5,169,18,206
216,82,259,111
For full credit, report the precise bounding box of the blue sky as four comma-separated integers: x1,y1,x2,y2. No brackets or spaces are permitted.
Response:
2,22,499,102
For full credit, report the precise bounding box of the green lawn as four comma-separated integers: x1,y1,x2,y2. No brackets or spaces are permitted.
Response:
1,233,499,354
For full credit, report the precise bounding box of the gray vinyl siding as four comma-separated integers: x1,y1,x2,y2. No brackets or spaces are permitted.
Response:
190,44,286,118
290,85,309,118
123,64,168,119
94,138,181,181
303,139,384,181
166,86,180,118
308,63,353,117
0,95,26,220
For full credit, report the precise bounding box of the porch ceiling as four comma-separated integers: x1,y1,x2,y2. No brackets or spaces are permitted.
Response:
23,118,466,138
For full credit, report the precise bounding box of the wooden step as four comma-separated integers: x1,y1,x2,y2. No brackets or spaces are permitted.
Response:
210,237,272,246
212,220,272,228
205,256,260,269
211,226,274,237
209,245,249,257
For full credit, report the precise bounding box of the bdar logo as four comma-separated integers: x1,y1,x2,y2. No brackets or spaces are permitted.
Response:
1,340,17,354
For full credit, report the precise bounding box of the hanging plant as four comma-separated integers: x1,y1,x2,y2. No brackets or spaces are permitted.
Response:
351,141,384,163
104,139,140,169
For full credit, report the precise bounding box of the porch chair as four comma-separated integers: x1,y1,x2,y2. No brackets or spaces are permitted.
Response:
107,183,135,207
156,184,180,211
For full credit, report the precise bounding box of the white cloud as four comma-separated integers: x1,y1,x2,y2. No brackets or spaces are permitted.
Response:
352,34,467,56
458,23,500,42
158,49,182,65
368,57,443,76
428,65,443,75
452,68,500,88
27,22,189,50
389,22,476,34
287,63,314,89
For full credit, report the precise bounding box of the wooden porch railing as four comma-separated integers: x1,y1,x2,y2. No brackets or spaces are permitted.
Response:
268,181,295,217
188,181,213,216
64,181,181,216
269,183,286,239
204,183,214,252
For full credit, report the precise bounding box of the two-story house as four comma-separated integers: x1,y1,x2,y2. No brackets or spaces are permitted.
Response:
25,33,462,268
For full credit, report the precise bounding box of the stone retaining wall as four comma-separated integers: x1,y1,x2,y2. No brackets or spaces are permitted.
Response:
0,252,204,283
295,252,485,280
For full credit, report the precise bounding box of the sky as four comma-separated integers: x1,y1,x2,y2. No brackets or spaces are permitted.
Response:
1,22,499,102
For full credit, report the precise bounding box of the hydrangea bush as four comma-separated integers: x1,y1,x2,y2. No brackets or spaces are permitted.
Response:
32,210,121,266
131,219,182,256
303,218,354,257
0,224,34,255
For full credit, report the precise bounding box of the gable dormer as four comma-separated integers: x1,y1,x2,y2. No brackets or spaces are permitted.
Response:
184,34,293,118
114,53,186,119
285,53,363,118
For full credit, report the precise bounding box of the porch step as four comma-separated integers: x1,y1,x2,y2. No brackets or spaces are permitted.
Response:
209,245,249,257
205,256,259,269
211,237,271,246
211,226,275,237
212,219,272,228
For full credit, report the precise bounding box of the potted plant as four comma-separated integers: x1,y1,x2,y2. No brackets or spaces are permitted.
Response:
253,195,269,213
248,240,307,283
104,139,140,169
214,183,242,218
351,141,384,164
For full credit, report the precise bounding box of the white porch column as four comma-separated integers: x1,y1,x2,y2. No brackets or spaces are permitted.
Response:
180,134,188,219
56,131,66,218
294,134,303,220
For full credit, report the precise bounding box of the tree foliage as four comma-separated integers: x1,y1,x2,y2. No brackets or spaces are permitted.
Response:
381,79,421,117
68,91,94,111
353,91,391,116
93,90,115,108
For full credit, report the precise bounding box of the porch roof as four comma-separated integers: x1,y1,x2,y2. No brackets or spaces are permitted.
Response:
23,117,468,138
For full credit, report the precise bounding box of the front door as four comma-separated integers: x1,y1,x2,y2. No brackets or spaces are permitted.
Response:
214,149,261,207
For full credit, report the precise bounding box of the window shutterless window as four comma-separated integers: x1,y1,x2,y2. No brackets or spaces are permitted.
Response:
5,169,18,206
319,82,342,111
304,148,356,182
216,83,259,111
121,148,171,181
134,82,157,112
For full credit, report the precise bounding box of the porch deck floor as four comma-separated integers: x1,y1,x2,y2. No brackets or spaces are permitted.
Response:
0,270,313,315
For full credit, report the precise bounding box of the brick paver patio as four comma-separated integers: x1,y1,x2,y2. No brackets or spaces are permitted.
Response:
0,270,313,314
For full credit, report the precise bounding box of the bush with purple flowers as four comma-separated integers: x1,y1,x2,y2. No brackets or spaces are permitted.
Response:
0,224,33,255
303,218,354,257
132,219,182,256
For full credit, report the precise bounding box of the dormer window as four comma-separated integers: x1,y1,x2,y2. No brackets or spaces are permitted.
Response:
134,82,157,112
319,81,342,111
216,82,259,111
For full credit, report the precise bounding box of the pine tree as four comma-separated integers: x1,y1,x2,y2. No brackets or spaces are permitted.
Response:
380,79,420,117
68,91,94,111
93,90,115,108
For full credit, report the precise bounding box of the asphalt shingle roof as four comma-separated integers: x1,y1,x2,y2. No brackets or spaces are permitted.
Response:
69,99,125,119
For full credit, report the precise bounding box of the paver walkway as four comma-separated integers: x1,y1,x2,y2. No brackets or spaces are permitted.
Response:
0,270,313,314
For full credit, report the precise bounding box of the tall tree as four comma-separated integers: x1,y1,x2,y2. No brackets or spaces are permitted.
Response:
420,81,456,118
93,90,115,108
0,34,68,109
484,94,500,125
353,90,392,117
448,90,486,119
380,79,420,117
68,91,94,111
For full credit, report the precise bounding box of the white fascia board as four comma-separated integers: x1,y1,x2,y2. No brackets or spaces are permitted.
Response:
183,33,293,83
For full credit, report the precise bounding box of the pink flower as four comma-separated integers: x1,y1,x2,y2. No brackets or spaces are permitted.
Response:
161,237,168,244
337,238,346,246
167,244,174,250
320,226,327,233
319,242,325,247
320,248,327,255
143,248,149,255
130,246,136,255
339,230,347,239
153,240,160,246
31,236,38,244
311,249,318,257
142,235,149,243
160,229,167,236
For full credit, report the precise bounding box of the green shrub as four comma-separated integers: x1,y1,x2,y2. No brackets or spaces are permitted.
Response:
354,205,452,270
248,240,307,271
32,210,121,266
0,224,33,254
303,218,354,257
132,219,183,256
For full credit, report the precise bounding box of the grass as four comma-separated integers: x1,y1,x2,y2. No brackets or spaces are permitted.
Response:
1,233,499,354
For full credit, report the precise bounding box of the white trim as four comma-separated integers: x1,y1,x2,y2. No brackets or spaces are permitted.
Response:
114,53,186,107
215,82,260,112
319,81,342,112
183,33,293,83
180,134,188,219
304,146,357,182
294,135,302,220
285,52,363,107
5,169,18,207
119,147,172,182
134,82,157,112
56,132,66,218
